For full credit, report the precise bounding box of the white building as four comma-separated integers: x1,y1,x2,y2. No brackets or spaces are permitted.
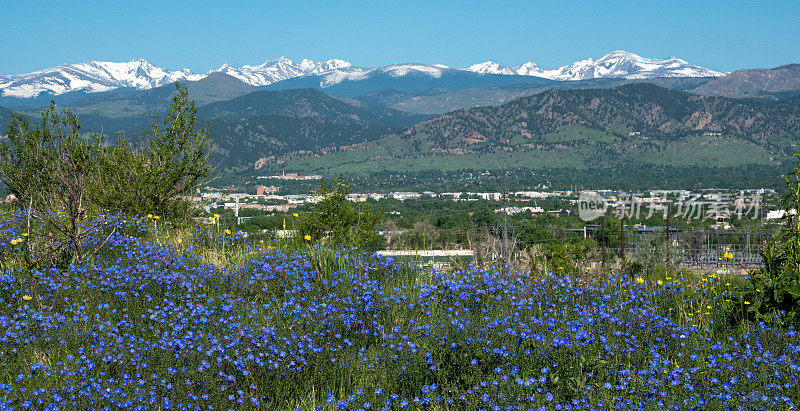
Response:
766,210,787,220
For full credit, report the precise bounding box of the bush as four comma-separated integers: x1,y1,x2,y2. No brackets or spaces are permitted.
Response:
630,232,682,276
89,84,213,223
525,238,598,277
747,154,800,325
0,105,104,266
297,176,383,250
0,85,213,267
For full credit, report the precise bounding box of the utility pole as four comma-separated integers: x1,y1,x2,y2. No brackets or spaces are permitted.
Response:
500,188,511,272
601,216,606,265
666,210,670,268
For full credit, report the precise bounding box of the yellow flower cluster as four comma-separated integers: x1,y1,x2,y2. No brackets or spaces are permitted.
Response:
9,237,24,245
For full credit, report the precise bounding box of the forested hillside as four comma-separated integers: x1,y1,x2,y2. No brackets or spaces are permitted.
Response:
402,83,800,151
271,84,800,188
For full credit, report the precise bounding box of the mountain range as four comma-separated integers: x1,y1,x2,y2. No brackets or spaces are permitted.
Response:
466,50,724,80
1,51,724,99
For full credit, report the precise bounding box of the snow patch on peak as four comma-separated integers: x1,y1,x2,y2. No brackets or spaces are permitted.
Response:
467,61,517,75
208,57,355,86
300,59,353,74
0,59,202,97
463,51,725,81
381,64,445,78
515,61,543,76
598,50,641,60
318,67,371,87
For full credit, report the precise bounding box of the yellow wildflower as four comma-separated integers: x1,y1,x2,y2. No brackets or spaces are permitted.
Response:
636,277,644,284
225,229,231,235
744,301,750,305
657,280,663,286
293,213,299,218
304,234,312,241
22,295,32,301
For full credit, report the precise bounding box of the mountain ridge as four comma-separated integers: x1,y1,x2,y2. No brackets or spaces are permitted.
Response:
692,64,800,98
265,83,800,181
1,51,725,98
197,88,428,129
465,51,725,80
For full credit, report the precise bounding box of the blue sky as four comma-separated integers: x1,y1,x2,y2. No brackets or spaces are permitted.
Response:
2,0,798,74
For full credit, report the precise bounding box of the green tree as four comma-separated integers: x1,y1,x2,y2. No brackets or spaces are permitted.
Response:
90,84,214,222
0,105,103,266
0,85,214,267
297,177,383,250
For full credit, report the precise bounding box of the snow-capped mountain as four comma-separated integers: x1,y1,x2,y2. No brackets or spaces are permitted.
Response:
298,58,352,75
463,51,724,80
542,51,725,80
210,57,353,87
0,59,203,98
0,57,356,97
266,63,452,89
208,61,451,89
514,62,544,76
263,63,553,98
380,63,448,78
467,61,518,76
0,51,725,98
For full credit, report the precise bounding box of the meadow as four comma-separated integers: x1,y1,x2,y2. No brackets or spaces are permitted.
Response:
1,212,798,410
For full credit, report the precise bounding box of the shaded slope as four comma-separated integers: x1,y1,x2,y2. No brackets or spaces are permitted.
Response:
693,64,800,98
197,88,428,128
